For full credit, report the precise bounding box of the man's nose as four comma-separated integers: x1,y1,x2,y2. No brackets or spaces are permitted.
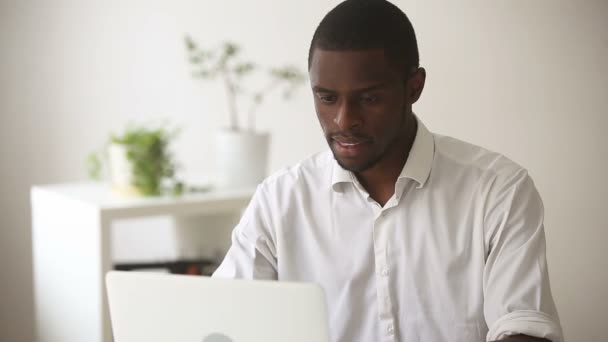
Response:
334,99,362,130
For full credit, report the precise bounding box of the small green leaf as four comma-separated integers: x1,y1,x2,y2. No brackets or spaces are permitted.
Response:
86,152,102,180
223,42,239,57
192,70,213,78
234,62,255,76
172,182,185,196
184,35,196,51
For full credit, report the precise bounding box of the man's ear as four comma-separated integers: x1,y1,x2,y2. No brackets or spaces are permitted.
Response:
407,67,426,104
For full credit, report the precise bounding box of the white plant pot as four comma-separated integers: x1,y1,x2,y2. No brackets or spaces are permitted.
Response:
108,143,139,196
215,130,270,189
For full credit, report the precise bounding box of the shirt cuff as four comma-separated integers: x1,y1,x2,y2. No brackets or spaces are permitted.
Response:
487,310,563,342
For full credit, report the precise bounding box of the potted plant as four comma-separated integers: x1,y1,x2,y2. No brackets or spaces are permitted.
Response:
87,124,184,197
184,36,305,189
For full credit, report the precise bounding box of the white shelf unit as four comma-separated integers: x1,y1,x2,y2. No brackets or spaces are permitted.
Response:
31,182,254,342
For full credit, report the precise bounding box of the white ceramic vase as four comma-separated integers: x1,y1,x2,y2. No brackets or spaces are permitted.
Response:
108,143,139,196
215,130,270,189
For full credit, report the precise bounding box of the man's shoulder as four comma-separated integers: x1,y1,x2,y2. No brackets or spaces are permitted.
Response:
259,150,334,193
432,133,526,179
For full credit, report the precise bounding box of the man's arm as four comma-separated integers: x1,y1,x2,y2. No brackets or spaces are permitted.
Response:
482,168,562,341
213,185,278,280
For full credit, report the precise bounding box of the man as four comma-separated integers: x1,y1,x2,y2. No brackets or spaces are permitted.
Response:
213,0,563,341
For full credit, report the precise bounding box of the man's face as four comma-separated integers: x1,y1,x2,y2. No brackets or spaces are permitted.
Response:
309,49,412,173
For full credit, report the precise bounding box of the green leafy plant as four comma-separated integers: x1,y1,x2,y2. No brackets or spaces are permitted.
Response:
87,124,184,196
184,36,306,132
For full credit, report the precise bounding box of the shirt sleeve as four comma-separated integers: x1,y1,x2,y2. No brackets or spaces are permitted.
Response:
483,169,563,342
212,185,278,280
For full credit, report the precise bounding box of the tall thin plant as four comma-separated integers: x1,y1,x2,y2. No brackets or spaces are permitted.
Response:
185,36,306,132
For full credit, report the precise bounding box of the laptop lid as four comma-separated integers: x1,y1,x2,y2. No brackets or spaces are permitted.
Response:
106,271,330,342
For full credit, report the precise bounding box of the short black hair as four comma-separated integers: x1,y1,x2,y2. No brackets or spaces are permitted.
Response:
308,0,419,78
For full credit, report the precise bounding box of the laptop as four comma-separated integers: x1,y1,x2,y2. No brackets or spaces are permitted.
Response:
106,271,331,342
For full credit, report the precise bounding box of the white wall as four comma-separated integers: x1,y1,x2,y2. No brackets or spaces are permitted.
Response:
1,1,606,341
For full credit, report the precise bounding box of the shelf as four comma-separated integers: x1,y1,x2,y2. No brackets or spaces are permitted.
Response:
31,181,254,342
31,182,256,219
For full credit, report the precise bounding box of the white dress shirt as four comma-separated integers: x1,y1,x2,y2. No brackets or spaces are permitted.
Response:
213,118,563,342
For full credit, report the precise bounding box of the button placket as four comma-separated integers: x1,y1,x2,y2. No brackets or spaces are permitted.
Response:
373,211,396,341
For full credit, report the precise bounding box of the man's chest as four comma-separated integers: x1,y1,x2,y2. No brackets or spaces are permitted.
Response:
273,197,489,340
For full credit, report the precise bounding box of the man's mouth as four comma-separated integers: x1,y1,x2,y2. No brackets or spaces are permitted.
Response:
335,141,364,148
331,136,372,156
332,135,371,145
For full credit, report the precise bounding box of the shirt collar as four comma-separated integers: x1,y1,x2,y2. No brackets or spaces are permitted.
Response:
331,115,435,191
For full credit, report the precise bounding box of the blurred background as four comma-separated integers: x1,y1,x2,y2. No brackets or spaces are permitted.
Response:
1,0,606,341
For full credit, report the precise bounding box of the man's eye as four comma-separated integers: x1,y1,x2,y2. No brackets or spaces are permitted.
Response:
360,95,379,104
317,94,337,104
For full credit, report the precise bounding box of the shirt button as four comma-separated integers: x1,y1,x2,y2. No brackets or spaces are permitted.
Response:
387,324,394,334
381,269,389,277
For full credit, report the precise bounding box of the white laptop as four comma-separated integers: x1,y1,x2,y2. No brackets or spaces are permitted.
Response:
106,271,331,342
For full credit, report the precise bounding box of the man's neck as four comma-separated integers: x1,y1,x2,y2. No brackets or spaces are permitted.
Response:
355,116,417,207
